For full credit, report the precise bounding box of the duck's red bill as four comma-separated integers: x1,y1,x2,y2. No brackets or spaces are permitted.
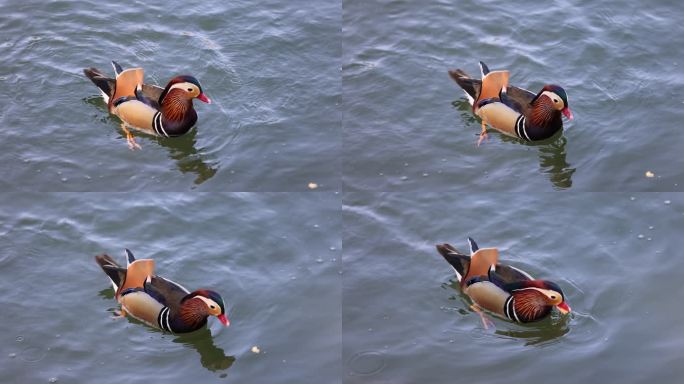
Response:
217,314,230,326
562,107,573,120
556,302,571,314
197,93,212,104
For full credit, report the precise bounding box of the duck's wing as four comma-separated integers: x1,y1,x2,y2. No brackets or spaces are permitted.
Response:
116,259,155,298
475,70,509,108
141,84,164,105
503,85,536,116
135,85,160,109
111,67,144,103
463,247,499,283
144,276,191,308
84,66,163,107
449,65,536,116
449,68,510,109
488,263,534,292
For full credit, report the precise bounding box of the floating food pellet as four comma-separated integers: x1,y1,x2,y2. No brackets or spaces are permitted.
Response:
645,171,655,178
251,346,260,354
308,182,318,189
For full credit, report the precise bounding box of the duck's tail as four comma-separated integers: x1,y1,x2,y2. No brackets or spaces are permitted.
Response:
435,243,470,283
448,69,479,106
95,254,126,291
83,67,114,103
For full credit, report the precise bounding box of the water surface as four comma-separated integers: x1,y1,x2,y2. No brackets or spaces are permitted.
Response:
343,0,684,191
343,192,684,383
0,0,340,191
0,193,341,383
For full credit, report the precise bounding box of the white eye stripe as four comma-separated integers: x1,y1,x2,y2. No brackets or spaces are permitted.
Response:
170,82,198,92
194,295,220,310
512,287,559,298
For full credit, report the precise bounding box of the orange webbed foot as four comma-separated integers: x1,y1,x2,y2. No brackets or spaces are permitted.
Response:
127,135,142,151
477,120,489,147
470,304,495,330
112,308,127,319
121,124,141,150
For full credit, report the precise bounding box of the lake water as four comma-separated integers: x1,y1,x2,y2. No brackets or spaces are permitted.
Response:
342,193,684,383
0,0,340,191
0,193,341,383
2,0,684,383
343,0,684,191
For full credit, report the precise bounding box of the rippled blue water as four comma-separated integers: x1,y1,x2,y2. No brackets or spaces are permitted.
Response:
0,0,340,191
2,0,684,383
0,193,341,383
343,193,684,383
343,0,684,191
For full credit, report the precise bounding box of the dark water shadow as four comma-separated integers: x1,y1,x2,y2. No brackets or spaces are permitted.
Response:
493,317,571,346
173,328,236,372
97,288,235,372
84,96,219,185
500,133,576,190
148,129,219,185
452,99,576,189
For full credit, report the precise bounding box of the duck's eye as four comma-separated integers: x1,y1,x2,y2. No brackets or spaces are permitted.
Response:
550,295,557,300
187,88,193,92
210,305,216,309
553,98,559,103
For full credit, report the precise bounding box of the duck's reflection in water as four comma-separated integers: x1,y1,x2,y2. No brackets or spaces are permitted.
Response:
173,328,235,372
500,132,575,189
493,315,571,346
150,128,219,185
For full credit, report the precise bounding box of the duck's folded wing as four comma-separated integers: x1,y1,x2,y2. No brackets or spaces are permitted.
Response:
505,86,537,116
112,68,144,103
141,84,164,106
488,264,533,291
116,259,154,297
144,276,191,307
475,70,509,107
135,86,160,109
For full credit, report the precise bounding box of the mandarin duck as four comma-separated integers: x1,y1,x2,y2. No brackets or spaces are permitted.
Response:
95,249,229,333
449,61,573,145
84,61,211,149
436,237,570,327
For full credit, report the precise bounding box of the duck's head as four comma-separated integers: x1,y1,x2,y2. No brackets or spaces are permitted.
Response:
510,280,571,321
183,289,230,326
534,280,571,314
159,75,211,104
532,84,573,120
